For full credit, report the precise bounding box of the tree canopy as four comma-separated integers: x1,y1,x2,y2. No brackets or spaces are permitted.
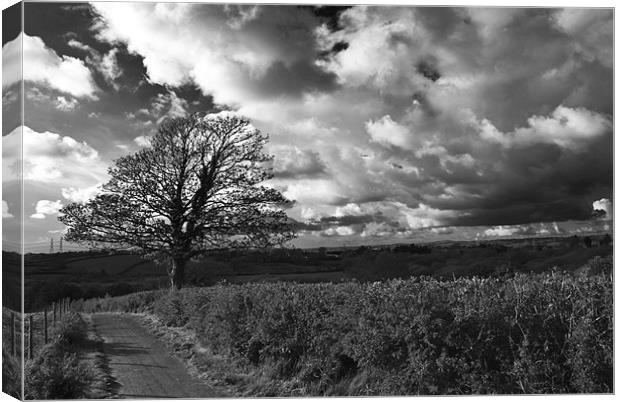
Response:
59,113,295,288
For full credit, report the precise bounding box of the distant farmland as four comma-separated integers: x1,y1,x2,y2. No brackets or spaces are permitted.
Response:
13,234,613,312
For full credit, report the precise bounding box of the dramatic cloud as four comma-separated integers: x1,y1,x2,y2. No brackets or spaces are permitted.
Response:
10,4,612,247
92,3,337,106
3,33,98,98
31,200,63,219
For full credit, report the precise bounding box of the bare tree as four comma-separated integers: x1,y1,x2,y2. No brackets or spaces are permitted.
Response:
59,113,295,289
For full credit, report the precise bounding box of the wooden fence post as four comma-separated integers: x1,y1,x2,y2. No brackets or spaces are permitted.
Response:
28,315,33,359
44,308,48,344
53,302,57,325
10,312,15,356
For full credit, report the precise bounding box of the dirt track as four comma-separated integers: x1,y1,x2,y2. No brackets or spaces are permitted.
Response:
91,313,217,398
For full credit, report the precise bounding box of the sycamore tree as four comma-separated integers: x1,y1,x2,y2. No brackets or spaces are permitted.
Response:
59,113,296,289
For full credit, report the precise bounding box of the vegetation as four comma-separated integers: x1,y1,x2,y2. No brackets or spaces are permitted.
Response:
59,114,294,289
24,312,95,399
2,346,21,399
18,236,612,312
76,255,612,395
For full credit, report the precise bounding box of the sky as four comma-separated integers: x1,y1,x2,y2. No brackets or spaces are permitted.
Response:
1,2,614,252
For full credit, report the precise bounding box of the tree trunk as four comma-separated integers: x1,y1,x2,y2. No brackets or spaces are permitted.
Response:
169,257,186,291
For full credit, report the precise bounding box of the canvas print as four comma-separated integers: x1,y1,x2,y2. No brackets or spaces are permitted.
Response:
1,2,614,399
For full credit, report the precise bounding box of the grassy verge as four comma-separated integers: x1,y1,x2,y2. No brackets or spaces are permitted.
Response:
23,311,115,399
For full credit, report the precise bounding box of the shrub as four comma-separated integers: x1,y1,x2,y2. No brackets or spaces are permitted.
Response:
153,291,191,326
75,289,164,313
54,311,88,346
2,346,21,399
190,273,611,394
25,344,94,399
77,267,613,395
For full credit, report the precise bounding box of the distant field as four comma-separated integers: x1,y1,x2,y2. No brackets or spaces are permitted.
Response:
8,234,613,312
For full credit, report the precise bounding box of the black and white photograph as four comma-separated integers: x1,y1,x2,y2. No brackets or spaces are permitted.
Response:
1,1,615,399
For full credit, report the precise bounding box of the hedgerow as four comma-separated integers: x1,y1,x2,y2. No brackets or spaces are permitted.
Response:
78,257,613,395
25,312,95,399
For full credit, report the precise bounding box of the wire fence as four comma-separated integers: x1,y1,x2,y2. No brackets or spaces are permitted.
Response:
6,297,73,359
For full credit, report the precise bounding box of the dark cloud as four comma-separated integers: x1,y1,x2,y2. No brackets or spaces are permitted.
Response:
2,2,21,46
416,58,441,82
256,60,339,97
24,3,106,56
304,5,353,31
319,213,381,227
2,88,21,135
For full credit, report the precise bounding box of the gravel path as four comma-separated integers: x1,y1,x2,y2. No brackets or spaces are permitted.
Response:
91,313,217,399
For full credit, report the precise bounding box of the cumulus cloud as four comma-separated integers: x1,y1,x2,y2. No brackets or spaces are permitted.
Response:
281,178,348,206
322,225,356,237
2,201,14,219
100,48,122,86
316,6,425,95
150,90,188,121
295,200,463,240
481,225,522,237
429,226,454,235
474,105,611,151
592,198,612,220
55,96,79,111
300,207,322,221
365,115,412,149
133,135,151,147
361,221,396,238
3,33,98,98
2,126,107,185
272,146,327,179
477,221,566,239
31,200,63,219
61,184,102,203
